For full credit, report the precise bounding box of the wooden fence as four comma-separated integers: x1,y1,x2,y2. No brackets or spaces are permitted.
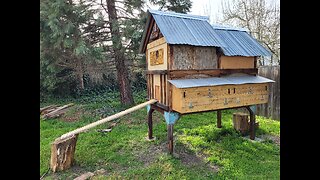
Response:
256,65,280,120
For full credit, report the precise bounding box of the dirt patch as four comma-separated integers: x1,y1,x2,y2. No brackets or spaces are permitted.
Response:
137,142,167,167
45,165,90,180
136,141,220,172
61,106,86,122
177,148,220,172
261,134,280,146
62,111,83,122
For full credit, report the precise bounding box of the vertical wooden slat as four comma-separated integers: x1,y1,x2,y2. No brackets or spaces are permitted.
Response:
256,66,280,120
164,75,167,105
167,44,170,70
169,84,173,110
151,74,154,99
160,74,163,103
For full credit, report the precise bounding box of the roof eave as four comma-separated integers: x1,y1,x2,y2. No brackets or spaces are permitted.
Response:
139,11,152,54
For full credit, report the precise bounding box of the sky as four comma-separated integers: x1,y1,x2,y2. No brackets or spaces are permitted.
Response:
145,0,279,25
189,0,223,23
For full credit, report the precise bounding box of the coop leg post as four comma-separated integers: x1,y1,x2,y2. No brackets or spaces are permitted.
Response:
148,108,155,140
246,106,256,140
217,110,222,128
164,111,180,154
167,124,174,154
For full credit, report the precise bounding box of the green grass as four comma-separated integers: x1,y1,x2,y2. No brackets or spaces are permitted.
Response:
40,91,280,179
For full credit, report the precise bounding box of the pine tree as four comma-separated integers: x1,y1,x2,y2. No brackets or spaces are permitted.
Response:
150,0,192,13
40,0,103,95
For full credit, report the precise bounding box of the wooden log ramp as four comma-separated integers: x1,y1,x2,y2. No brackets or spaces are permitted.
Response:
50,99,158,172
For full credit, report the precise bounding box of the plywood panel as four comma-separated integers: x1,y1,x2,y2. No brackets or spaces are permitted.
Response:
171,45,217,70
172,86,182,111
147,37,166,49
147,43,168,70
171,83,270,114
220,56,254,69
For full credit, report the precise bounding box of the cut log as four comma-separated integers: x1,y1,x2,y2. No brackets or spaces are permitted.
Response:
232,112,249,134
42,103,74,119
73,172,94,180
50,134,78,172
50,99,158,173
40,105,57,114
41,107,58,115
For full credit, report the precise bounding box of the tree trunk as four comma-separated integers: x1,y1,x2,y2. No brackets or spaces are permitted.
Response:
77,58,85,90
106,0,134,105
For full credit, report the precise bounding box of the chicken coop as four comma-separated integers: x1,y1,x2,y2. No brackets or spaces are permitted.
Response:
139,10,274,154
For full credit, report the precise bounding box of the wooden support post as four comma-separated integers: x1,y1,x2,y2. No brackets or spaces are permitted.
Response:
245,106,256,140
50,134,78,172
167,124,174,154
217,110,222,128
148,108,155,140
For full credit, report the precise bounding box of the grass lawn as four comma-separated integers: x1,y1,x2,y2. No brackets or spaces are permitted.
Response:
40,91,280,179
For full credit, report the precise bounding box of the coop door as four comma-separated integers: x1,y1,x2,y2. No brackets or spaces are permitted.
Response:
155,85,160,100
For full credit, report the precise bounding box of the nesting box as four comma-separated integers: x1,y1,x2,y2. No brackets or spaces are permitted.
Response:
140,10,274,115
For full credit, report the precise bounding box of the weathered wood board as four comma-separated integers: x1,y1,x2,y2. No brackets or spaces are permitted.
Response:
171,83,270,114
171,45,217,70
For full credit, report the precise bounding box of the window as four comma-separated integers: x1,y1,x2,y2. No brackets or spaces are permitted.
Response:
150,48,164,66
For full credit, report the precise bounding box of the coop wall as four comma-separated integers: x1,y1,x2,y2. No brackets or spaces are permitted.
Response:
147,74,168,105
171,83,270,114
170,45,218,70
220,56,255,69
147,37,168,70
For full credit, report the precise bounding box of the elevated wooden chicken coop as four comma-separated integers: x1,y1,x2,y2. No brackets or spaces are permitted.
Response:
139,10,274,154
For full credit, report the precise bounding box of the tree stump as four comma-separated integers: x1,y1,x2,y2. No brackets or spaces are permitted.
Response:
232,112,250,134
50,134,78,172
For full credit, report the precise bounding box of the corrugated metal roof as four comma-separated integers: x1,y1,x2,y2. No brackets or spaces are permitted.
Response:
168,75,274,88
148,10,227,47
139,10,271,57
212,26,272,56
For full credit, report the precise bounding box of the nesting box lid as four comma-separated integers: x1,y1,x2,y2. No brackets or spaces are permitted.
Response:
168,75,274,89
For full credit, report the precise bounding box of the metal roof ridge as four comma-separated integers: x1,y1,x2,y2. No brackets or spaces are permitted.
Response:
211,23,249,32
148,9,209,21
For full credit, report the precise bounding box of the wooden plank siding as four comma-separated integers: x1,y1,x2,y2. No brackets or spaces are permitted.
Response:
171,83,270,114
256,66,280,120
168,69,258,79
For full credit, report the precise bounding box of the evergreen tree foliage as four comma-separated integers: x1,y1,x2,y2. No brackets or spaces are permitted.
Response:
150,0,192,13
